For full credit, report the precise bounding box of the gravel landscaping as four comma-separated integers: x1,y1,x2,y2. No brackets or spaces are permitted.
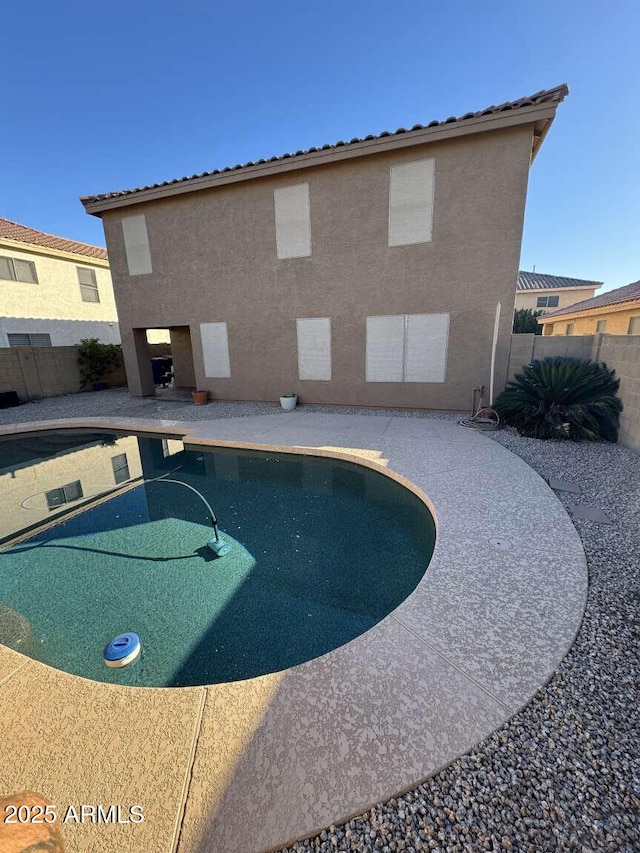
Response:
280,429,640,853
0,392,637,851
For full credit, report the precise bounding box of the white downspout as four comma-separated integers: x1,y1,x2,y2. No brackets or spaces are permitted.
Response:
489,302,501,407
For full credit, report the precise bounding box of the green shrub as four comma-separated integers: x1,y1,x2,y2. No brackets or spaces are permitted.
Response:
513,307,544,334
495,356,623,441
77,338,122,389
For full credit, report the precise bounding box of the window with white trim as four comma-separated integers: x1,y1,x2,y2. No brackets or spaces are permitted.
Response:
274,184,311,259
0,255,38,283
366,314,449,383
46,480,83,510
77,267,100,302
7,333,52,347
388,159,435,247
200,322,231,378
121,213,152,275
536,295,559,308
296,318,331,380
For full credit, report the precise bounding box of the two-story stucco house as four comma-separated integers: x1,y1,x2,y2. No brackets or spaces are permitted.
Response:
0,217,121,347
81,85,568,410
515,270,602,315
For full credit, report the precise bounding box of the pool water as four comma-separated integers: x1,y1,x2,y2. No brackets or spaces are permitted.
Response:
0,431,435,687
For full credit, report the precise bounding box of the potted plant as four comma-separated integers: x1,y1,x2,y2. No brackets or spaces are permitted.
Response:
279,392,297,412
191,390,209,405
78,338,122,391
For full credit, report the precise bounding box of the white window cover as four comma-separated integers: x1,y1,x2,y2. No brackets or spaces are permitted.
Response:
404,313,449,382
366,315,405,382
366,313,449,383
121,213,152,275
200,322,231,378
274,184,311,259
388,159,435,247
297,317,331,381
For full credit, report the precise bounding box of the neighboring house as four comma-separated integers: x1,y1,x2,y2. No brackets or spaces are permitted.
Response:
538,280,640,337
515,270,602,314
81,84,568,409
0,217,122,347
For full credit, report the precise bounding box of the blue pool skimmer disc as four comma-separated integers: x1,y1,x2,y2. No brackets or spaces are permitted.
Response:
103,632,141,668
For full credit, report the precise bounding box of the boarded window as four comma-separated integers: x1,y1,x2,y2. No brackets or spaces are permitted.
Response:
122,213,152,275
366,315,405,382
297,318,331,380
366,314,449,383
200,322,231,378
7,333,51,347
77,267,100,302
388,159,435,247
274,184,311,259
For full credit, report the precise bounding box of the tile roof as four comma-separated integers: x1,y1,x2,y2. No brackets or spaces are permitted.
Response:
0,217,107,260
81,84,568,206
541,281,640,319
517,270,603,291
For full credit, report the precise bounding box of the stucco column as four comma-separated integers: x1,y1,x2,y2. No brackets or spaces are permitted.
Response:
169,326,196,388
122,328,155,397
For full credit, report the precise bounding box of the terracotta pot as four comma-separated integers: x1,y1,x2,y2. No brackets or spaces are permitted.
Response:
192,390,208,405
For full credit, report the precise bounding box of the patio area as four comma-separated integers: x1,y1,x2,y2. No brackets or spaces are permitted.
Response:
0,391,636,852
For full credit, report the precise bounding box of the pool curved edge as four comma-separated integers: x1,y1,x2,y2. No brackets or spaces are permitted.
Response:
0,415,588,853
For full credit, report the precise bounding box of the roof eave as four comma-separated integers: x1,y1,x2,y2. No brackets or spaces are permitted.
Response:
540,299,640,322
82,101,561,217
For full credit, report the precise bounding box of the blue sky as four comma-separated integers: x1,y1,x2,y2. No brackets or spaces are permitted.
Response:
3,0,638,291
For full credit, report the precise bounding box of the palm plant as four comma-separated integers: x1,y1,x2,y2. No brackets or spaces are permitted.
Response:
495,357,623,441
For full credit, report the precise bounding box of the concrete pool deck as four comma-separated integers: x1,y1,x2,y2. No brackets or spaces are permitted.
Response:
0,410,588,853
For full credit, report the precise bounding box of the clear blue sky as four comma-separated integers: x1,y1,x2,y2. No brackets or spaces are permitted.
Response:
2,0,638,291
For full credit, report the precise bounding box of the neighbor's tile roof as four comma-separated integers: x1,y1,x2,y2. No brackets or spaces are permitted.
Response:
542,280,640,319
0,217,107,260
517,270,603,291
81,84,568,205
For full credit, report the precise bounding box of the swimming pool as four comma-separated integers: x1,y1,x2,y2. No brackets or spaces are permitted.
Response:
0,429,435,687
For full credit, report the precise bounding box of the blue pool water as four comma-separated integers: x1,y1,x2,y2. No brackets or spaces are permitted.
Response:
0,430,435,687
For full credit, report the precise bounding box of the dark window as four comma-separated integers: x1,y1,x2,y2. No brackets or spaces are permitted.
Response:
111,453,130,484
46,480,83,510
7,333,52,347
77,267,100,302
536,295,559,308
0,255,38,283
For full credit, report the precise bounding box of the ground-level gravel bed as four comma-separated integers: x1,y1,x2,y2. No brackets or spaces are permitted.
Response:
279,429,639,853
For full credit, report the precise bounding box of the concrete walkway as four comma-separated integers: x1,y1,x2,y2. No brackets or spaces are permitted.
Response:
0,410,587,853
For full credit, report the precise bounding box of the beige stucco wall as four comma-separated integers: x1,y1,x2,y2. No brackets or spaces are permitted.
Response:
102,124,536,410
541,303,640,336
514,286,598,313
0,437,142,541
0,242,119,346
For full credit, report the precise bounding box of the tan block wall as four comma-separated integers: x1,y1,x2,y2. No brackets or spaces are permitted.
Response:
514,287,598,313
0,347,126,401
0,245,117,331
103,124,535,410
542,305,640,337
507,333,640,453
